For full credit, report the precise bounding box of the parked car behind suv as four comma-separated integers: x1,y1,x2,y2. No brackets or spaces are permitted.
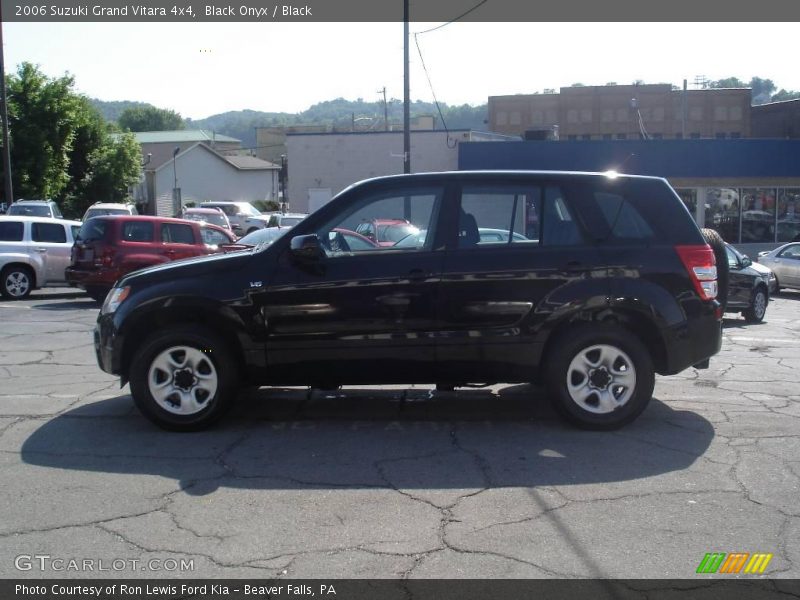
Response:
199,202,269,236
724,243,772,323
67,215,234,302
0,216,82,299
7,199,63,219
82,202,138,221
180,207,233,233
94,171,723,431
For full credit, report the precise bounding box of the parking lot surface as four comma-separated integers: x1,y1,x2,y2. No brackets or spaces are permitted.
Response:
1,288,799,579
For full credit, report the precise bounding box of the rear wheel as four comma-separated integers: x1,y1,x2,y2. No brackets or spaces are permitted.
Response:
129,325,238,431
1,265,34,300
743,286,768,323
545,324,654,430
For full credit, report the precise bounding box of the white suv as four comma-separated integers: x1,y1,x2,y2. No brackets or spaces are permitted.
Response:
0,216,82,299
7,199,63,219
82,202,138,221
199,202,269,235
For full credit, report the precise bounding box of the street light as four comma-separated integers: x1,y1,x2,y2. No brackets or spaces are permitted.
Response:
172,146,181,216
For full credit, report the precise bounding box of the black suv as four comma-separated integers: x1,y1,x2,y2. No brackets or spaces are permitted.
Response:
95,171,722,431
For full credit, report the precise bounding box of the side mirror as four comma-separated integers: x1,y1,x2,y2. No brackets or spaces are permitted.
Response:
290,234,324,261
742,256,752,267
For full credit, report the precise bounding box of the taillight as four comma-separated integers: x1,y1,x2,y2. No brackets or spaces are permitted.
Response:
94,247,116,268
675,244,718,301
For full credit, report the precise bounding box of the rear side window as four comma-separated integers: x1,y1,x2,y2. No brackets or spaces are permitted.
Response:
0,221,24,241
541,188,583,246
162,223,195,245
593,192,655,242
200,227,230,246
77,220,108,241
32,223,67,243
122,221,154,242
458,185,539,248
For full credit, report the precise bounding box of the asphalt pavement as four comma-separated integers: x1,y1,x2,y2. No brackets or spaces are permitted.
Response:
1,288,798,579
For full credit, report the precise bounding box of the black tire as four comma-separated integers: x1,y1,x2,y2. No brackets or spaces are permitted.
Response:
743,286,768,323
129,325,238,431
700,228,729,311
0,265,34,300
545,324,655,430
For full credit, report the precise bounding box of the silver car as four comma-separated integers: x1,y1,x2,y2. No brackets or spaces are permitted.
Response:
0,216,82,299
758,242,800,291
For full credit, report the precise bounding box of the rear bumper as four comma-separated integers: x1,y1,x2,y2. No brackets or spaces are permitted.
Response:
66,266,121,290
661,305,722,375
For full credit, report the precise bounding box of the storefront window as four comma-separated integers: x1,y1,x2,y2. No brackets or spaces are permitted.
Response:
777,188,800,242
705,188,740,243
740,188,776,243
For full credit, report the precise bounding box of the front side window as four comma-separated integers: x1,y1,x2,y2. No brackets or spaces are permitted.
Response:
32,223,67,243
778,244,800,260
200,227,231,246
314,187,442,256
161,223,195,245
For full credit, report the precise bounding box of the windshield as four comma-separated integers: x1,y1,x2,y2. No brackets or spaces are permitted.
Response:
238,203,262,217
184,212,228,228
76,219,108,242
280,216,304,227
84,208,129,219
8,204,50,217
238,227,286,246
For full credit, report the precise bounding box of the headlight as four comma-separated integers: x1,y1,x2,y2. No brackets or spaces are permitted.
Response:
101,286,130,314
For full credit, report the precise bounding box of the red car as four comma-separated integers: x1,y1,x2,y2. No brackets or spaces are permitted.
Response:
355,218,419,247
66,215,234,301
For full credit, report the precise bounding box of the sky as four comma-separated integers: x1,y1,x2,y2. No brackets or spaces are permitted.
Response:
3,22,800,120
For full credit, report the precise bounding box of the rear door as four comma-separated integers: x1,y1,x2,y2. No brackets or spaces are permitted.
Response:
30,221,71,284
436,177,605,381
160,222,201,261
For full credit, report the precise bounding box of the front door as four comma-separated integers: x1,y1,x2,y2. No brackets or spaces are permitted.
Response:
261,183,446,385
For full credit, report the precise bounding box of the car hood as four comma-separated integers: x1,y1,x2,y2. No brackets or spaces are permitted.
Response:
120,250,253,286
749,261,774,277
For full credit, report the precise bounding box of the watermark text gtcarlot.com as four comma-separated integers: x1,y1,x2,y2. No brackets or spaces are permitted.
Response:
14,554,195,572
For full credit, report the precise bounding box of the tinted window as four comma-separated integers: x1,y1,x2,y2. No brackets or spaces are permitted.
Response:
280,216,304,227
239,227,285,246
542,188,583,246
32,223,67,243
594,192,655,242
459,185,538,248
77,220,108,241
162,223,195,245
122,222,154,242
315,187,442,256
0,221,24,241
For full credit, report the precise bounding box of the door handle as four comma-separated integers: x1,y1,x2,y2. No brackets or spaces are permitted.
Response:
36,248,47,253
408,268,428,282
561,261,584,272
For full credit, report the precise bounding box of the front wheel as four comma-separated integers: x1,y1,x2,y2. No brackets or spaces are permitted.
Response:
743,287,767,323
129,325,238,431
545,324,654,430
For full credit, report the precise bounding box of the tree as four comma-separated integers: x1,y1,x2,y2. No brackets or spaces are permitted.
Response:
709,77,747,89
749,77,776,105
4,62,83,199
75,132,142,209
118,106,185,131
770,89,800,102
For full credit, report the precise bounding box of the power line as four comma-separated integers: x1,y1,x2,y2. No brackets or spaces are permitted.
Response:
413,0,489,35
413,34,457,148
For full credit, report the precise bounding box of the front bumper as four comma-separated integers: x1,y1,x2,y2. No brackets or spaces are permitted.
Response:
94,314,122,376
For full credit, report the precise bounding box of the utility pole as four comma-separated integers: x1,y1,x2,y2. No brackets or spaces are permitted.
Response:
378,86,388,131
403,0,410,174
0,18,14,206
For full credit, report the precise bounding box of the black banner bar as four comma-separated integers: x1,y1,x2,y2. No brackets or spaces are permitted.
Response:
3,0,800,22
3,580,800,600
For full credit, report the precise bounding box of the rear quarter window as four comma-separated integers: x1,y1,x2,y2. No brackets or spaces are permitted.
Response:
122,221,155,242
77,220,108,241
0,221,24,241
